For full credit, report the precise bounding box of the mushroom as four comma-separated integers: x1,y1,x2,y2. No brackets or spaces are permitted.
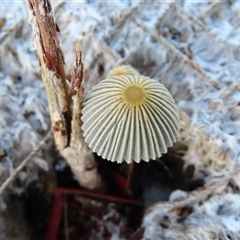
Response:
81,65,180,164
107,65,140,78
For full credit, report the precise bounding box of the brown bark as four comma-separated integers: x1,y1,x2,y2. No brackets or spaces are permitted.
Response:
25,0,101,189
26,0,71,149
60,43,101,189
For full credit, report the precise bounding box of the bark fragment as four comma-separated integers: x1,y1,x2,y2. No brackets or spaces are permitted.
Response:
25,0,101,189
26,0,71,150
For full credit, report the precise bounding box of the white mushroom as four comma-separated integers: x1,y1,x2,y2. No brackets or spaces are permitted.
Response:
107,65,140,78
81,66,180,164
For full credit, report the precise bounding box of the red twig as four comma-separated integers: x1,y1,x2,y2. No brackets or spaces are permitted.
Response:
128,227,145,240
45,191,63,240
49,188,143,206
126,162,134,194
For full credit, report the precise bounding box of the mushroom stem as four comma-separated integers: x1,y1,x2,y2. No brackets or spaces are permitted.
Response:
126,162,134,194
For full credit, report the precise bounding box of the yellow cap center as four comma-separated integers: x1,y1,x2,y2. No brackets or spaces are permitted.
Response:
124,85,145,104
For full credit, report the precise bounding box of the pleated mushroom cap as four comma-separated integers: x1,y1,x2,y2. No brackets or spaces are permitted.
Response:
107,65,140,78
81,74,180,164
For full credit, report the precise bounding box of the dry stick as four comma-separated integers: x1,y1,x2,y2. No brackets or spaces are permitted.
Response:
174,5,206,31
26,0,71,150
0,131,52,196
70,42,85,146
174,5,236,48
114,3,173,68
60,42,102,189
92,34,120,62
155,2,174,28
199,1,222,20
90,6,138,69
132,17,221,90
26,0,101,189
52,0,66,14
0,23,19,43
109,5,138,35
146,163,240,215
115,50,135,67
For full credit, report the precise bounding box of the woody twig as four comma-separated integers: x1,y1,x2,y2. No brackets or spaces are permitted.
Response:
25,0,101,189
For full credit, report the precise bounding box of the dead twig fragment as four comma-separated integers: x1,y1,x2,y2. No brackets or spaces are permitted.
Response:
92,34,120,62
0,131,52,196
26,1,101,189
132,17,221,90
70,42,84,146
71,42,84,97
199,1,222,19
146,163,240,214
49,188,143,206
25,0,71,149
60,42,102,189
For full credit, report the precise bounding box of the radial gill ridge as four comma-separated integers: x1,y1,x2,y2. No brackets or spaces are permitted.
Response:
81,74,180,164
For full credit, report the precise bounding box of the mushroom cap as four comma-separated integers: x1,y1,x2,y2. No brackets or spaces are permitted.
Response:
81,74,180,164
107,65,140,78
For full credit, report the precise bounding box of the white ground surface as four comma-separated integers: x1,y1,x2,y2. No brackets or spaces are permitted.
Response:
1,1,240,239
